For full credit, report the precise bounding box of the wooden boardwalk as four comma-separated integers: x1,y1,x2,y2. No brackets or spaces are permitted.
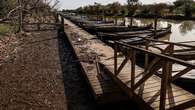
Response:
63,18,128,104
61,15,195,109
104,55,195,109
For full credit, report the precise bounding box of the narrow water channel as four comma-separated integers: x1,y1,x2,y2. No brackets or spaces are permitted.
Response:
107,17,195,44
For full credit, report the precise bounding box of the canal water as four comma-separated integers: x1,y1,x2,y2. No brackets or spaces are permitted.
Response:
107,17,195,45
134,18,195,44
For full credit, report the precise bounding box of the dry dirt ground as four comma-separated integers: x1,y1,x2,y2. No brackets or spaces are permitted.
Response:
0,20,138,110
0,29,67,110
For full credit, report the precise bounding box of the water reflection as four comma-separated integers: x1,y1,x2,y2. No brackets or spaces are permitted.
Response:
179,21,195,35
132,18,195,43
103,17,195,43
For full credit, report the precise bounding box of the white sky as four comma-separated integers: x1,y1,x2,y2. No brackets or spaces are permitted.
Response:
58,0,176,10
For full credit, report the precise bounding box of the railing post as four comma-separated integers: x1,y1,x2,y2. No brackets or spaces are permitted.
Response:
131,50,136,90
154,17,158,38
160,60,169,110
61,16,64,25
114,42,118,75
145,40,149,72
61,15,64,30
168,44,174,81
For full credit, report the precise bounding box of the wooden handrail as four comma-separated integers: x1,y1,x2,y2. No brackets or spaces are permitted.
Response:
114,40,195,110
116,41,195,69
144,38,195,49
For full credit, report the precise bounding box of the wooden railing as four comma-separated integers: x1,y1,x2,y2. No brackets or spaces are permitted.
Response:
114,41,195,110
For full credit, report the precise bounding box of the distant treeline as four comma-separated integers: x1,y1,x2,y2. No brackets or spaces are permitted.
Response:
64,0,195,20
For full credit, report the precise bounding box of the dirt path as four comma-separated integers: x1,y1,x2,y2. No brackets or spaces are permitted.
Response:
0,30,67,110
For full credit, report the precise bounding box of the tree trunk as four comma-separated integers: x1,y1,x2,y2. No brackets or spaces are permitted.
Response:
18,0,23,32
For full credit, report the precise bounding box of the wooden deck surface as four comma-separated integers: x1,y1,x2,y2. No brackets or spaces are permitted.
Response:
63,17,195,109
104,56,195,109
63,18,127,104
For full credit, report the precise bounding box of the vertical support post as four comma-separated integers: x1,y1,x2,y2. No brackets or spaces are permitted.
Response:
160,60,169,110
154,17,158,38
145,40,149,71
168,44,174,81
131,50,136,90
114,42,118,75
130,16,133,27
61,15,64,30
114,16,117,26
123,17,125,26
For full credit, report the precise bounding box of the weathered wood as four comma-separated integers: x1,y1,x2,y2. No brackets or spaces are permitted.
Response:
131,50,136,90
160,61,170,110
116,52,131,76
168,99,195,110
171,67,192,81
63,17,128,104
145,40,149,70
62,14,195,109
154,18,158,38
134,63,162,90
116,41,195,69
114,43,118,75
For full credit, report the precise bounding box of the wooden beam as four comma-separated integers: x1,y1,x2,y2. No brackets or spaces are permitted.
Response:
145,40,149,70
168,44,174,81
114,43,118,75
154,17,158,38
131,50,136,90
171,67,192,81
160,61,170,110
168,99,195,110
116,53,131,76
134,59,163,90
116,41,195,69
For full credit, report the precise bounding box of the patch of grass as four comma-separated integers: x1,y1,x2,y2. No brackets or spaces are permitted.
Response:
0,23,11,34
0,23,19,35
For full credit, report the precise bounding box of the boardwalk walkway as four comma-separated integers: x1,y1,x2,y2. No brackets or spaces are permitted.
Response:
62,16,195,110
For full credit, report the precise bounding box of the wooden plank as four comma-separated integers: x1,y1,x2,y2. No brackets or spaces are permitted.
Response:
172,67,192,81
63,18,128,104
63,16,195,109
104,55,195,110
131,50,136,89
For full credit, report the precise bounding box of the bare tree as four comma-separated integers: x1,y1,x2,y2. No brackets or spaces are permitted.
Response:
0,0,59,33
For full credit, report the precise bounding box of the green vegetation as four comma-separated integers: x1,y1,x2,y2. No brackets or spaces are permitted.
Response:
0,24,12,34
0,23,18,34
69,0,195,20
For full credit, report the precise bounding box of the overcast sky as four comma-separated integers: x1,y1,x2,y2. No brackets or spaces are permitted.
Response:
58,0,176,10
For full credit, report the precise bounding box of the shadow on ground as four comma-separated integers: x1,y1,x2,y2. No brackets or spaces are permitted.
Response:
57,27,139,110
